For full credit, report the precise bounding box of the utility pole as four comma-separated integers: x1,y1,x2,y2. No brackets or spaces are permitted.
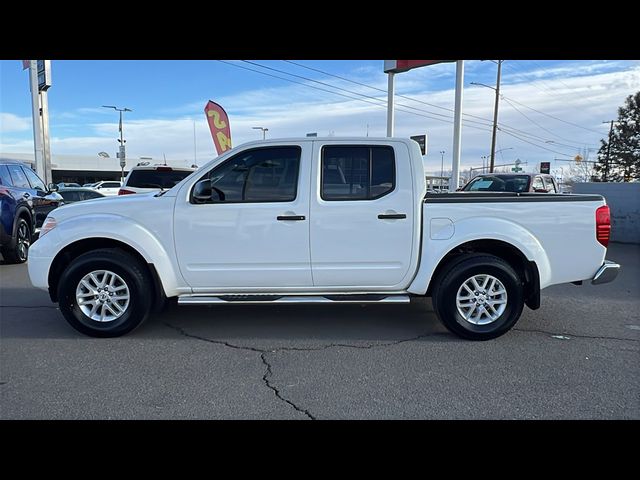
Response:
489,60,503,173
440,150,445,179
602,120,614,182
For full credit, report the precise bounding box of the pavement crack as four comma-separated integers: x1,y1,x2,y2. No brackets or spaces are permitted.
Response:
163,321,440,420
514,327,639,343
261,353,315,420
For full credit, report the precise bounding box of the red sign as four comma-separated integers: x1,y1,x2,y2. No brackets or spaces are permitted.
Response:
384,60,454,73
205,100,232,155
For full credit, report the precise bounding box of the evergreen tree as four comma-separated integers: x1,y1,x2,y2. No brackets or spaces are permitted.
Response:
594,92,640,182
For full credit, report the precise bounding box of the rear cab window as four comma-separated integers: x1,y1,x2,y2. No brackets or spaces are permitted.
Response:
127,170,193,190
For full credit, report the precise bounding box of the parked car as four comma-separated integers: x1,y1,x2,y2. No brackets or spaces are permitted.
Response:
57,187,106,204
89,180,122,196
118,165,196,195
0,160,64,263
83,182,97,187
57,182,81,189
29,138,619,339
460,173,560,193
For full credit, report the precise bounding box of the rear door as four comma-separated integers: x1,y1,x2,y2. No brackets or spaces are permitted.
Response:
309,141,415,288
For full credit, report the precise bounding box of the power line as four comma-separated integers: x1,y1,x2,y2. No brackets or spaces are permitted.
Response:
242,60,459,122
501,96,588,149
283,59,497,125
217,60,475,127
499,129,574,157
282,60,598,146
500,94,605,135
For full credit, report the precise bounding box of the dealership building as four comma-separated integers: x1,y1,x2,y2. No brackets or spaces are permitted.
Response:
0,152,198,185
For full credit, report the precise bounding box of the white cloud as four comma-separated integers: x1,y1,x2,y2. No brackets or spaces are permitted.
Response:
1,61,638,178
0,113,31,132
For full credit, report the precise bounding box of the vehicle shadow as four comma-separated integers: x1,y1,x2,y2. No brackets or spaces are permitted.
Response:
1,287,455,344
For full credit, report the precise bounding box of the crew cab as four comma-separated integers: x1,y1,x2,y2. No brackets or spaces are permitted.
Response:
28,138,620,340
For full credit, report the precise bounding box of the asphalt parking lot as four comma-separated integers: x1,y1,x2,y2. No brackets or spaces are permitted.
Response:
1,242,638,420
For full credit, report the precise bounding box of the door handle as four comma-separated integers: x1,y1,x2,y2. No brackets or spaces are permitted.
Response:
277,215,306,221
378,213,406,219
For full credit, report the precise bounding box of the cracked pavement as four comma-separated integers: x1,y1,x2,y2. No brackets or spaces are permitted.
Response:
1,243,638,419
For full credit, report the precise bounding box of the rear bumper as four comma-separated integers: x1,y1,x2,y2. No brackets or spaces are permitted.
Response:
591,260,620,285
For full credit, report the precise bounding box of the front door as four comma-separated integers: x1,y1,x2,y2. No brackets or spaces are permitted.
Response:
174,143,312,290
309,142,415,288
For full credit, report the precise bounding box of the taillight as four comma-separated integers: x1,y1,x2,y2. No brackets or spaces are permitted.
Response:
118,188,136,195
595,205,611,247
156,166,173,172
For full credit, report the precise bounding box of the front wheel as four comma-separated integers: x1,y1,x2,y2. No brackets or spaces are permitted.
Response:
57,248,153,337
432,255,525,340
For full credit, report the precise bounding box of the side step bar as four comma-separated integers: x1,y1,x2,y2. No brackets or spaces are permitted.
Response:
178,294,411,305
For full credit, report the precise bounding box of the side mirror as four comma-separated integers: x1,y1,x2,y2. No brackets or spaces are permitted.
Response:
193,179,212,202
44,192,63,202
47,182,59,192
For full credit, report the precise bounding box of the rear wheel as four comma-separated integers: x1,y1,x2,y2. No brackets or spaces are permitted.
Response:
432,255,525,340
1,217,31,264
57,248,153,337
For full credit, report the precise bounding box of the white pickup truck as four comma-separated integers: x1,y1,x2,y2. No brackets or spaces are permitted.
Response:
28,137,620,340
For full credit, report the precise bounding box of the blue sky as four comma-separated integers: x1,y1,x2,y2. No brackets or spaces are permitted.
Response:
1,59,639,177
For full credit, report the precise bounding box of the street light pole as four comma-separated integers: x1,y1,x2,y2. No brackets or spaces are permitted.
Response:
439,150,445,179
102,105,132,182
252,126,268,139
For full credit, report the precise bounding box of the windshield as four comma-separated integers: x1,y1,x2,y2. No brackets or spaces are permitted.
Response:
127,169,193,189
463,175,531,193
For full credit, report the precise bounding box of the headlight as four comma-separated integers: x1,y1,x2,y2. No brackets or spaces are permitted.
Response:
40,217,57,237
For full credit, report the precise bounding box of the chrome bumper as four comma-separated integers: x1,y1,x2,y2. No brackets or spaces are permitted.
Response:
591,260,621,285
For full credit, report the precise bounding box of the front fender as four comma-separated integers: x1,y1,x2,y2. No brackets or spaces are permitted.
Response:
408,216,552,295
30,213,186,297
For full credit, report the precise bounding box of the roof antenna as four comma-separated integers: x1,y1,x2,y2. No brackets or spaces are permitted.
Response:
163,153,167,166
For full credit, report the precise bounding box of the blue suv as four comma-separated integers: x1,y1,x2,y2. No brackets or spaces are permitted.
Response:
0,160,64,264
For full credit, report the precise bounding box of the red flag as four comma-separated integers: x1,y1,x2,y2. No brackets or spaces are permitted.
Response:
22,60,30,70
204,100,232,155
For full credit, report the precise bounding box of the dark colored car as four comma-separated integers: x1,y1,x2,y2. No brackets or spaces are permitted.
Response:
0,160,64,263
58,187,106,204
57,182,81,188
461,173,560,193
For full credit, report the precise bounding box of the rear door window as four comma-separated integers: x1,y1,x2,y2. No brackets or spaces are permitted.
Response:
321,145,395,201
127,170,193,189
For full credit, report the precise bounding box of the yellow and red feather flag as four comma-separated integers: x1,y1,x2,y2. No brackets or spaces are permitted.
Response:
204,100,232,155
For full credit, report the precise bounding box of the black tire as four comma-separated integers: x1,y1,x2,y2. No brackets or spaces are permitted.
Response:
57,248,153,337
432,254,525,341
1,217,31,264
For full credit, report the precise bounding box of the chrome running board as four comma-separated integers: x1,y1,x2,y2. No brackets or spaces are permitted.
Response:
178,294,411,305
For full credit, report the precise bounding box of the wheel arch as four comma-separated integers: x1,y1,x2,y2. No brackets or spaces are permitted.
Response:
48,237,166,311
423,239,541,310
